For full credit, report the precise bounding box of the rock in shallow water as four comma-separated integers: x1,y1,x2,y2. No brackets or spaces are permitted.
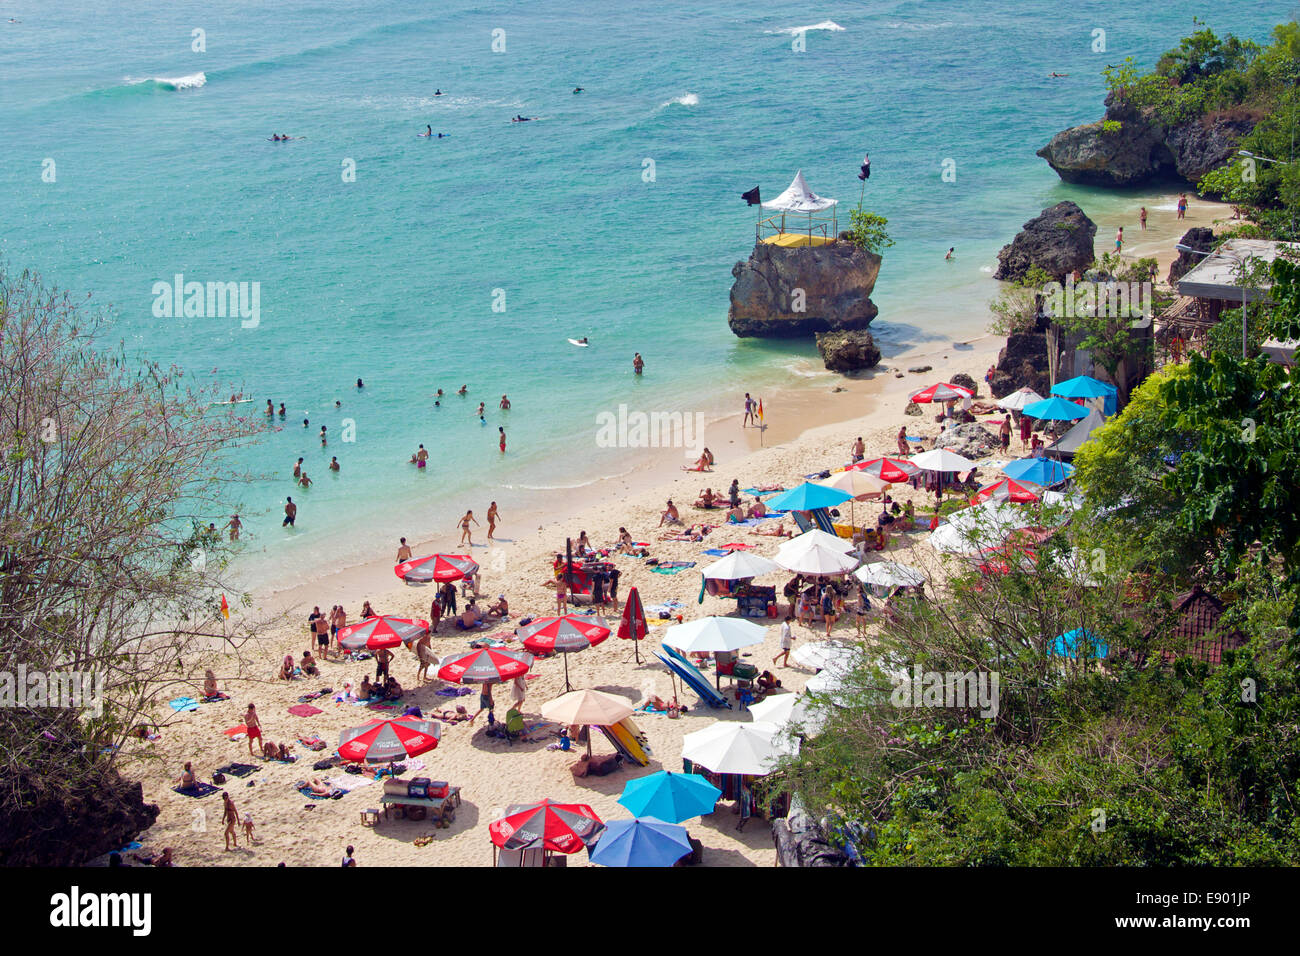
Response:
816,329,881,373
728,241,880,337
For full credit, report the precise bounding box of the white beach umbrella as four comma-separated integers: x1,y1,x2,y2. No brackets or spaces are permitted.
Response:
996,387,1045,411
1043,488,1084,512
816,469,887,497
774,542,859,575
662,616,768,654
700,551,782,581
791,640,860,670
910,448,977,472
805,665,851,695
748,692,827,735
854,561,926,589
777,529,856,556
1053,547,1103,587
928,500,1033,555
681,721,797,775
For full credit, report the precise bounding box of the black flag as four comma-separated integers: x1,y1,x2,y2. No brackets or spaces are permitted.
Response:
741,186,761,205
857,154,871,181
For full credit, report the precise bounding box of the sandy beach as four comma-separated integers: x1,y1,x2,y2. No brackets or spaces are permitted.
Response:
110,194,1229,868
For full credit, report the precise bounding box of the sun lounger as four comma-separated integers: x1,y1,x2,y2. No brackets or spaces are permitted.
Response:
810,508,838,535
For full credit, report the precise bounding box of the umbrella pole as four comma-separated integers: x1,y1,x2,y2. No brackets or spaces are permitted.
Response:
564,651,572,693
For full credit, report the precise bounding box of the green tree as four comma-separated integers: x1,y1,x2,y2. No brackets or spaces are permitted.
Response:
848,208,893,255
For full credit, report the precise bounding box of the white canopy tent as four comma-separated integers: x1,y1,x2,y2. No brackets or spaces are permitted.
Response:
762,170,838,214
756,170,839,245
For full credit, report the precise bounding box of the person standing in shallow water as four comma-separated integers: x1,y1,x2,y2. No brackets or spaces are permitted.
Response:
633,353,644,375
498,426,506,453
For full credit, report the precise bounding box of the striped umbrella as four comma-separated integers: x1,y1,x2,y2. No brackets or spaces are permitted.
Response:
336,615,429,651
849,457,920,483
909,382,973,403
971,477,1044,504
618,587,649,663
395,553,479,584
517,615,611,692
489,799,605,854
437,647,533,684
338,717,440,763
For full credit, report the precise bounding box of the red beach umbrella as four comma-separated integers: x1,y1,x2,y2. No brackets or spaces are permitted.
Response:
517,615,611,692
337,717,440,763
437,647,533,684
849,457,920,483
970,478,1044,504
336,615,429,651
488,798,605,855
395,553,479,584
618,587,649,663
909,382,973,404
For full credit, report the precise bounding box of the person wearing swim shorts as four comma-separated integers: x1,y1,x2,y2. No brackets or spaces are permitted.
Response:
244,704,261,758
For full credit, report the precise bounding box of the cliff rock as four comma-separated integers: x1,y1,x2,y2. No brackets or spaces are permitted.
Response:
994,202,1097,283
1168,227,1216,284
816,329,881,372
1038,93,1259,188
729,241,880,337
935,422,1000,460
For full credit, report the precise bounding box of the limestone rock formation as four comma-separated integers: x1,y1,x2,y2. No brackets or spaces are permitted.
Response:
1168,227,1216,284
729,241,880,337
935,422,1000,460
815,329,881,372
995,202,1097,283
950,372,978,397
1037,93,1259,188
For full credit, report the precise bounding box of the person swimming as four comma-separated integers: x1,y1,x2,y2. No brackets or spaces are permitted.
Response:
423,125,432,136
578,336,588,344
573,87,584,94
512,115,536,122
435,89,442,96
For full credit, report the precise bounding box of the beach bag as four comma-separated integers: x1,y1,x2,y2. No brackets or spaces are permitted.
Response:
212,772,226,785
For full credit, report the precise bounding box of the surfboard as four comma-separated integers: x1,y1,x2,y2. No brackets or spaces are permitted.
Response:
654,652,729,709
598,719,650,766
567,338,589,348
210,399,253,406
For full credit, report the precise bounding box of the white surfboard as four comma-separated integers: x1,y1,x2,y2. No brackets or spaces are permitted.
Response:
567,338,589,347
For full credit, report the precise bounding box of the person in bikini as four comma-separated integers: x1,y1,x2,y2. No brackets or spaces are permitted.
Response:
222,792,239,850
487,501,500,540
458,510,478,545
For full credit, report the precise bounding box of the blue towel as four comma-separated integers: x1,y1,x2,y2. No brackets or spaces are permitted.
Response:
702,549,730,556
169,697,199,712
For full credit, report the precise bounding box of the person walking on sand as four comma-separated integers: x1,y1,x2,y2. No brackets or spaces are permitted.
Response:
458,509,479,546
397,537,412,563
850,436,865,463
773,614,795,667
999,415,1012,453
1018,411,1032,449
633,352,644,375
222,792,239,851
487,501,500,540
342,845,356,867
283,497,297,527
244,704,262,758
897,425,909,457
556,572,568,614
226,514,242,541
1139,206,1148,230
742,392,755,428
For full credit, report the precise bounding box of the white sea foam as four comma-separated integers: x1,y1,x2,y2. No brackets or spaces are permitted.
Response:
660,93,699,108
126,72,207,90
766,21,845,36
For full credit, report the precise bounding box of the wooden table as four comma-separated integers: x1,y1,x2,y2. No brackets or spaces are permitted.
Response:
379,787,462,827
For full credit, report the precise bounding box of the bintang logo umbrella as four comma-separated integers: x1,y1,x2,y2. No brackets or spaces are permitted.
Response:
909,382,973,404
437,647,533,684
517,615,610,692
971,478,1044,504
394,553,478,584
489,799,605,854
338,717,440,763
849,457,920,483
618,587,649,663
336,616,429,651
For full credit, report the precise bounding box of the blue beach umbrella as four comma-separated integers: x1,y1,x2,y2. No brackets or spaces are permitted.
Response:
1002,457,1075,486
1051,375,1115,400
1051,628,1108,658
1022,396,1090,421
618,770,722,824
764,482,853,512
588,817,693,868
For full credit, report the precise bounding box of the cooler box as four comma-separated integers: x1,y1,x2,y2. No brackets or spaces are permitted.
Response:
408,776,432,799
383,779,409,797
428,780,450,799
733,662,759,681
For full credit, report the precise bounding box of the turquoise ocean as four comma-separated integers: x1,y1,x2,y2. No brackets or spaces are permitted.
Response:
0,1,1283,591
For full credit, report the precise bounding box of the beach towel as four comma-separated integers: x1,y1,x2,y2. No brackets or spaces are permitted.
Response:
742,487,785,497
201,693,231,703
214,763,258,778
297,735,327,751
702,548,730,557
721,542,754,550
366,701,402,711
435,686,474,697
326,774,374,793
298,786,344,800
222,724,248,738
297,690,329,702
288,703,323,717
168,697,199,712
651,561,696,575
173,782,220,798
118,841,143,853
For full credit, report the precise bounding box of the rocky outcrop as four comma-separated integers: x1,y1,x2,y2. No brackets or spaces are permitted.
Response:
935,422,1000,460
1038,92,1260,188
1168,226,1216,284
729,241,880,337
990,323,1052,399
950,372,978,397
0,759,159,866
815,329,881,372
995,202,1097,283
772,795,853,867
